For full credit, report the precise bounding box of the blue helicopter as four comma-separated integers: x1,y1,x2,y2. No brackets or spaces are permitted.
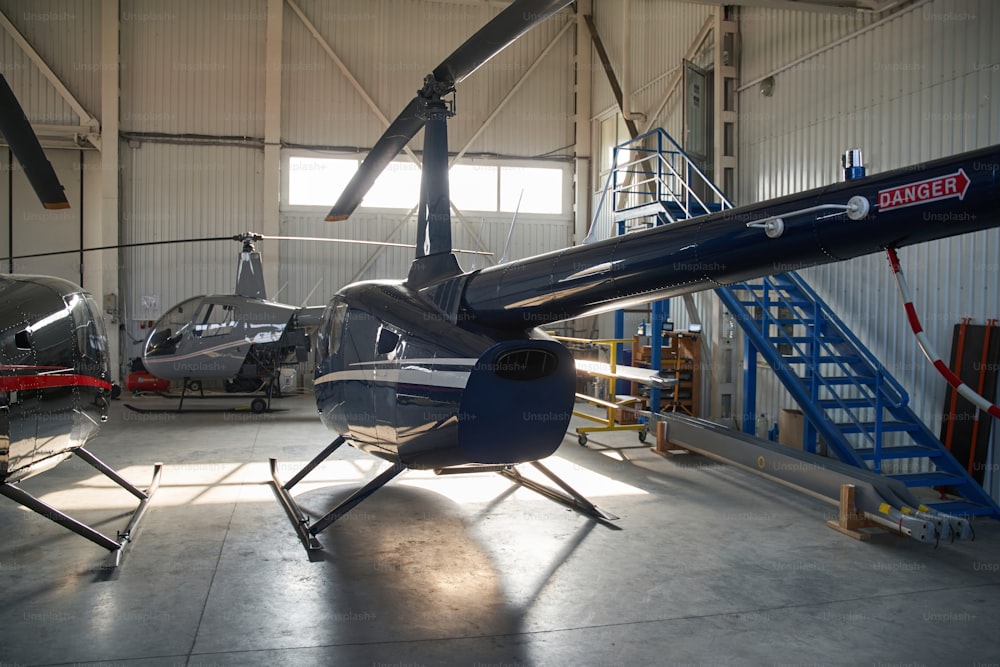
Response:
269,0,1000,552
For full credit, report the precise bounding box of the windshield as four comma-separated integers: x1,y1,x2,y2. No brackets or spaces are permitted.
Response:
144,296,204,357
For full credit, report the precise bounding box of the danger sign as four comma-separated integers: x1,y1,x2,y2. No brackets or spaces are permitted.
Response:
878,168,970,212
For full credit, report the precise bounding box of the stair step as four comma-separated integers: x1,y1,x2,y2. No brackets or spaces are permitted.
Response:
771,336,846,344
889,471,966,487
833,421,921,434
922,500,995,516
823,376,878,385
853,445,941,460
816,398,876,409
772,354,862,364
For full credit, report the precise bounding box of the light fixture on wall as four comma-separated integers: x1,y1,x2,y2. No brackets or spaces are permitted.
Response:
760,76,775,97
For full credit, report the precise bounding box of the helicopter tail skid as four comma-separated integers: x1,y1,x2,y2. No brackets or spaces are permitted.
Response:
0,447,162,568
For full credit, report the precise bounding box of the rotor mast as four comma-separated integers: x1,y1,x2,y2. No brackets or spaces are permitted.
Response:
415,78,454,259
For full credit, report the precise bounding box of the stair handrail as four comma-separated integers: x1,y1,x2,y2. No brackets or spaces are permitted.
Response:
585,146,621,243
612,129,733,222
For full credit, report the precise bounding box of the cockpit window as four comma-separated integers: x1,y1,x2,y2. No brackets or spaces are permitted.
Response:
62,293,109,374
326,302,348,356
14,330,30,350
144,296,203,357
376,326,399,356
193,302,238,338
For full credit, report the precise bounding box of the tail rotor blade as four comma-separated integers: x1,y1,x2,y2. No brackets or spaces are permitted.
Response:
0,75,69,210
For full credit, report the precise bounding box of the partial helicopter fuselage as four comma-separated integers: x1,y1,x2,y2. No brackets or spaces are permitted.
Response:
312,145,1000,473
314,280,575,470
143,294,310,385
0,275,112,484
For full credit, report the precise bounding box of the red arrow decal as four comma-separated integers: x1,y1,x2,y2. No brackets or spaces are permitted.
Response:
877,168,970,212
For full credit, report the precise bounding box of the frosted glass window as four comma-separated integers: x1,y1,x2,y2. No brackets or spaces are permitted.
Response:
500,166,563,214
449,164,498,211
363,161,421,209
287,157,357,206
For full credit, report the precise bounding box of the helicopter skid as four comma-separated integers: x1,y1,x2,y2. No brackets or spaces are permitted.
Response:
499,460,619,523
0,447,162,568
269,437,406,555
270,436,618,556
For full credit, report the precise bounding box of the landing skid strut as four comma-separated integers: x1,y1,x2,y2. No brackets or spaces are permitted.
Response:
499,460,619,522
270,438,617,554
0,447,162,568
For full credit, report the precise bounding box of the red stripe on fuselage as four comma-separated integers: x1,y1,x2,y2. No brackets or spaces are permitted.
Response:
0,373,111,392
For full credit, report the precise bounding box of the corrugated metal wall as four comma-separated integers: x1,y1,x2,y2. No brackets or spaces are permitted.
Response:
120,0,266,136
0,0,101,123
120,142,265,322
732,0,1000,495
583,0,999,498
0,2,99,285
282,0,575,156
589,0,716,124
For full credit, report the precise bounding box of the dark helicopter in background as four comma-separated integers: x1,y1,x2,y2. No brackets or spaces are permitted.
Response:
0,74,159,566
138,232,494,413
270,0,1000,552
138,233,324,413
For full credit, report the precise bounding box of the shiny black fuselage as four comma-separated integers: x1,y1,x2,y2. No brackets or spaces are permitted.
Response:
0,275,112,483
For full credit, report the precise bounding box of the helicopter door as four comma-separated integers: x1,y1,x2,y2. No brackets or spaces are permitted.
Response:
373,323,401,447
341,308,380,447
0,325,39,478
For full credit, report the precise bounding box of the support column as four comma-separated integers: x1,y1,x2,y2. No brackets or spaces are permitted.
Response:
262,0,282,294
574,0,593,246
96,0,119,380
713,7,741,425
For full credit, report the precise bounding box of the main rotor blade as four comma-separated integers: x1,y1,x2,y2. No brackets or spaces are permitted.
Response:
433,0,574,86
259,234,492,256
325,0,573,222
0,235,234,262
325,95,425,221
1,232,494,263
0,75,69,210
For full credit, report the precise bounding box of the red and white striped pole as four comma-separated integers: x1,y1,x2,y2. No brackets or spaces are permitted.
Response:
885,247,1000,421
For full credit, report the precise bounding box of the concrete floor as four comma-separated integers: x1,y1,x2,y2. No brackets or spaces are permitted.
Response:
1,392,999,667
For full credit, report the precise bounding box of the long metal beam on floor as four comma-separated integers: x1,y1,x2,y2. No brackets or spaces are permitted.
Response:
658,412,974,544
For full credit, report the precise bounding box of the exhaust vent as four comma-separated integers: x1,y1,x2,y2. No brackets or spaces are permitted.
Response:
493,349,559,381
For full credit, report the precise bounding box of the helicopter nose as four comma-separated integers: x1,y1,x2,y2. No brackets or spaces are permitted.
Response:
457,340,575,465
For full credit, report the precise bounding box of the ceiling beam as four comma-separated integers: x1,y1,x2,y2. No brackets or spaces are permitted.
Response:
450,18,574,165
582,13,637,139
642,14,715,134
0,8,100,148
286,0,421,168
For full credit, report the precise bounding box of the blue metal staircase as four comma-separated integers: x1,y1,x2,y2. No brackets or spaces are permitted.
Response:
605,129,1000,519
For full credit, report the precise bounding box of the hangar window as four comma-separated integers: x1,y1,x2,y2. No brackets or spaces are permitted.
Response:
288,157,357,206
285,154,565,215
450,164,498,211
500,166,562,214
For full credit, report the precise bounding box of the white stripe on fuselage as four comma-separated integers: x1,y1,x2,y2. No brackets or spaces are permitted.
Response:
314,358,475,390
